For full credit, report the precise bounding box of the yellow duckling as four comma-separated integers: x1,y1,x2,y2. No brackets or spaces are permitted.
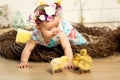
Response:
50,56,69,75
80,49,92,63
73,53,81,67
78,49,93,73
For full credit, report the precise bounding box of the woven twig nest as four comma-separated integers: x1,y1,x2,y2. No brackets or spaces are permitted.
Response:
0,24,120,62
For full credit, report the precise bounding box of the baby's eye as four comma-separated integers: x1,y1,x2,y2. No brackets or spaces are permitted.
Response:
55,25,59,27
47,28,52,31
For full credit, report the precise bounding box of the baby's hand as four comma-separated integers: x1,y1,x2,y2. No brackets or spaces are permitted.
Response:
17,61,29,68
65,61,74,69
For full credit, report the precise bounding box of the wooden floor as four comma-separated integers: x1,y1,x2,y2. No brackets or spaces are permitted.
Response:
0,55,120,80
0,28,120,80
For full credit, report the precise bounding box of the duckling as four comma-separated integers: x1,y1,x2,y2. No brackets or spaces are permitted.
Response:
80,49,92,63
50,56,69,75
73,53,81,68
78,49,93,73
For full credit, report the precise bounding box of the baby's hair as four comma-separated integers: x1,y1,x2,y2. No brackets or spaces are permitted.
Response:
34,4,48,13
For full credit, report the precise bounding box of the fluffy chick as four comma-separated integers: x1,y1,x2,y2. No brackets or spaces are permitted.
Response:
80,49,92,63
78,49,93,73
73,53,81,67
50,56,69,75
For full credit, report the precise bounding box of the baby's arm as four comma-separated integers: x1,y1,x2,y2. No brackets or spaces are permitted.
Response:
17,38,36,68
59,31,74,69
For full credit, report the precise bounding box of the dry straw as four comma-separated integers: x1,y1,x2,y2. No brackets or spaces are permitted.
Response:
0,23,120,62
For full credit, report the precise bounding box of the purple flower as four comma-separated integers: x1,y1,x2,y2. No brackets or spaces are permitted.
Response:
47,16,54,21
34,10,39,16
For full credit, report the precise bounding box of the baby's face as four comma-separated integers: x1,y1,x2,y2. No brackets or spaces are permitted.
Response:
36,17,60,38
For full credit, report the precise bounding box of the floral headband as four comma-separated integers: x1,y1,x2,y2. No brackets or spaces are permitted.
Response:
29,2,62,24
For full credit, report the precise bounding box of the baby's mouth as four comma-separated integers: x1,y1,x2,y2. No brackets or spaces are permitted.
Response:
52,31,60,37
52,34,56,36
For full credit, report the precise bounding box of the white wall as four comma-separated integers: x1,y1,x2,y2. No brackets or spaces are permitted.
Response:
0,0,120,25
62,0,120,23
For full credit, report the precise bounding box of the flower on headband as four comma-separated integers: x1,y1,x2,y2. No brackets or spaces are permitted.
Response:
54,0,62,5
29,3,62,24
34,10,39,16
44,5,56,16
39,1,45,5
47,16,54,21
55,6,62,16
39,15,46,21
28,13,36,23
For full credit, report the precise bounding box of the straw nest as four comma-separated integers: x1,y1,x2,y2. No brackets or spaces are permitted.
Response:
0,23,120,62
